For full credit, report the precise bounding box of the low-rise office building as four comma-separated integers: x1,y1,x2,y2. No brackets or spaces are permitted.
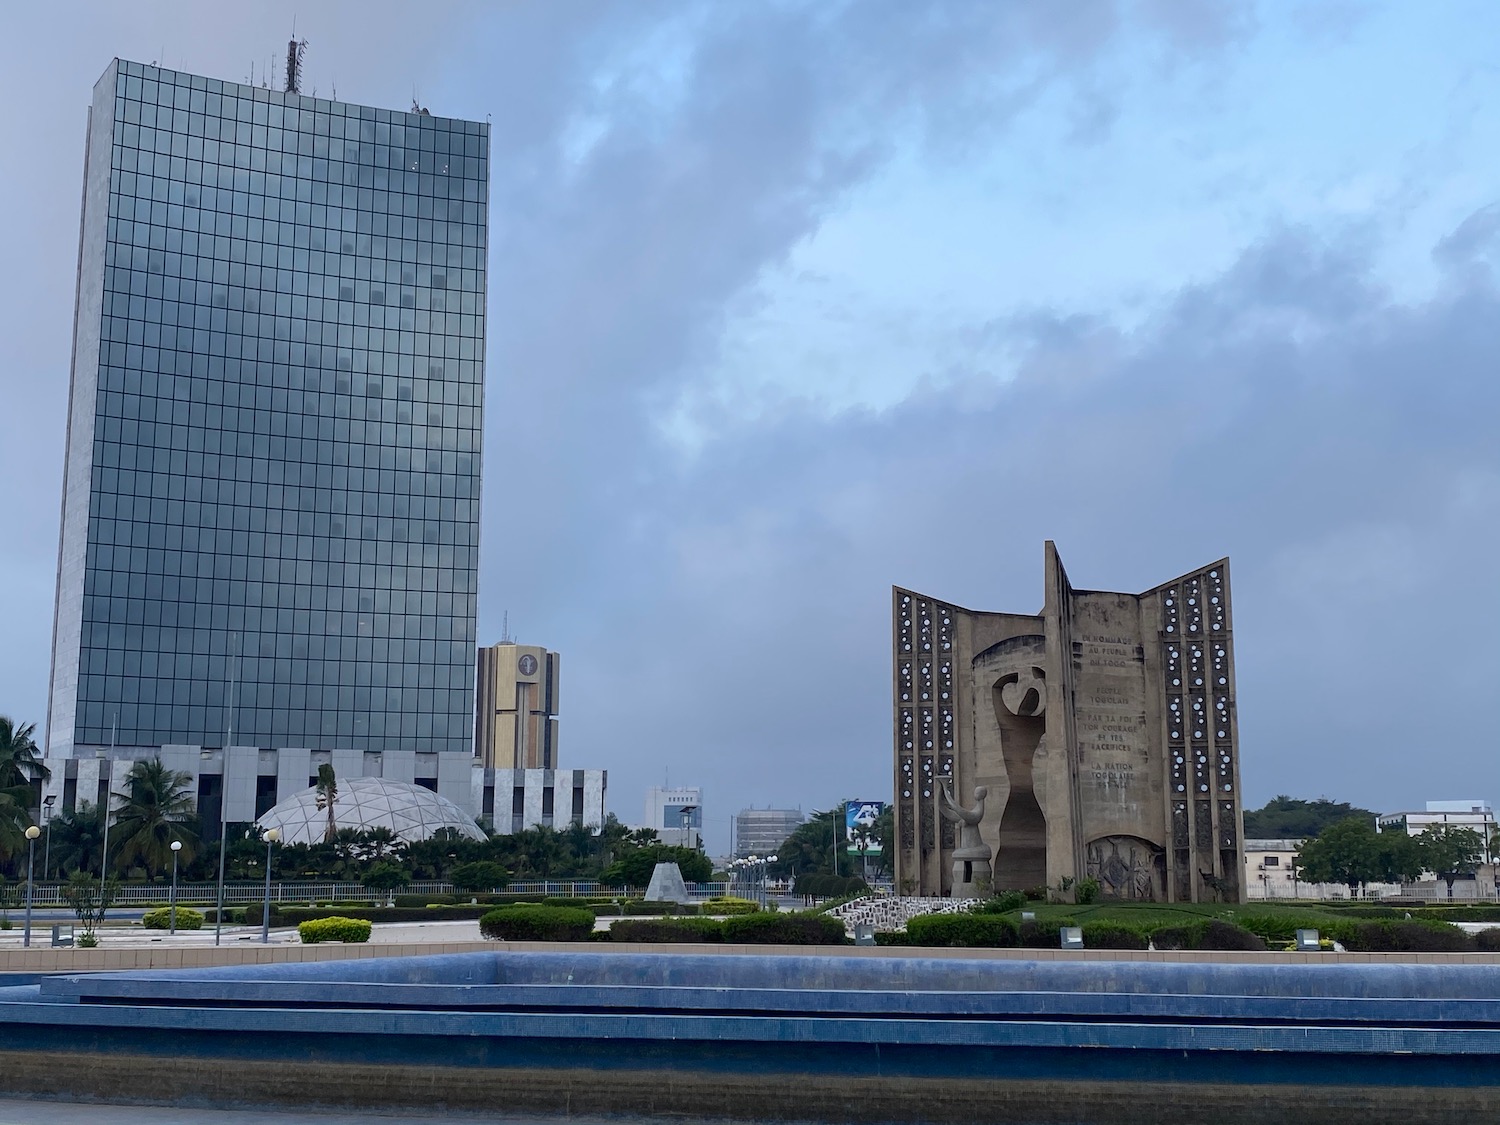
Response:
34,745,605,837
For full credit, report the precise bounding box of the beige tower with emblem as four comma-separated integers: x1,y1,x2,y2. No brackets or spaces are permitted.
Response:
475,643,560,769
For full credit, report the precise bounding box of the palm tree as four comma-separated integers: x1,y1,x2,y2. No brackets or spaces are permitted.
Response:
0,717,48,791
0,717,48,865
110,757,199,877
49,802,107,877
315,764,338,843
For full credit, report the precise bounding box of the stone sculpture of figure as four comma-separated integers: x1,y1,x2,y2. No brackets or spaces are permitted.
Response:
940,778,992,899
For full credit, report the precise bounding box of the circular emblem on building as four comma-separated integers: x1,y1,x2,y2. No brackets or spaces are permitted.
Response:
518,654,539,676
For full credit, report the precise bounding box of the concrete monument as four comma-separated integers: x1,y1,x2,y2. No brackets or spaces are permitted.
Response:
893,542,1243,902
644,862,692,905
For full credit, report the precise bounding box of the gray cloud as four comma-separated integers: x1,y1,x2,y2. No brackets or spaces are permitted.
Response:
556,215,1500,835
7,2,1482,850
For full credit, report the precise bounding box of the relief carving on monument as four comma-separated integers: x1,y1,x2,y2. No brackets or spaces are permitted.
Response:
974,637,1049,892
1086,835,1166,901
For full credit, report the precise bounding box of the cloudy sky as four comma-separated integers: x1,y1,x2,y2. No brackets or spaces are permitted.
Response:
2,1,1497,852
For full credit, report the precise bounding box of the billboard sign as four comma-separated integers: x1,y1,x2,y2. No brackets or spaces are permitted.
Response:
845,800,885,855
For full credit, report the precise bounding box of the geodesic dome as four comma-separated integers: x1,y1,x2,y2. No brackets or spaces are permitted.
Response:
254,776,486,845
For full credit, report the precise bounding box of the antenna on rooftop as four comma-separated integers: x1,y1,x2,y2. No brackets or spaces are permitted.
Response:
501,611,513,644
286,35,309,95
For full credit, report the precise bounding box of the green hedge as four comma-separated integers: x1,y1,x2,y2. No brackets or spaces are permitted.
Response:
202,907,246,925
1018,919,1079,948
610,917,727,942
621,900,701,916
906,914,1018,948
142,906,204,930
723,911,846,945
392,893,627,913
973,891,1027,914
1337,919,1472,953
250,904,495,926
1237,912,1313,943
479,904,596,942
1080,922,1149,950
723,911,847,945
298,916,372,944
701,896,762,916
1150,920,1266,951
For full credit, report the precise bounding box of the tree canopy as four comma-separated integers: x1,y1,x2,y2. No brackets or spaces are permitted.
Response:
0,717,47,864
110,757,199,877
1243,795,1380,839
1294,816,1484,895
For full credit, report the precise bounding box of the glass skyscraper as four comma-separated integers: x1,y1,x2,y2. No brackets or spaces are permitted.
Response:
46,59,487,759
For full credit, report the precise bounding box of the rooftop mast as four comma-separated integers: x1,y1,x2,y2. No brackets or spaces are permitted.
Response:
286,36,309,95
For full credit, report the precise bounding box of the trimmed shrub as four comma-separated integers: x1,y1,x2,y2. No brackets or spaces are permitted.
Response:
621,899,700,916
1340,920,1473,953
1081,921,1147,950
974,891,1027,914
723,911,847,945
874,930,914,946
1074,878,1101,905
479,904,595,942
1238,912,1319,944
1018,918,1079,948
202,907,246,925
1474,929,1500,951
1148,924,1198,951
1198,920,1268,951
1094,919,1266,952
610,917,726,943
254,904,496,926
1200,924,1272,954
701,896,761,916
1440,907,1500,923
142,906,204,930
298,916,372,944
906,913,1019,948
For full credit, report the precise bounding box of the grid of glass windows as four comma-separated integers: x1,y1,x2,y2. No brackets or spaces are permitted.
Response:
73,60,487,754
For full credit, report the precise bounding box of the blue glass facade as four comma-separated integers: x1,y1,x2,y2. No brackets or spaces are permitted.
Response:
47,60,487,757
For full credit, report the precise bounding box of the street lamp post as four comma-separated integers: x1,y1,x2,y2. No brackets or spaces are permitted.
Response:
169,840,183,935
41,795,55,881
23,825,40,949
260,828,281,943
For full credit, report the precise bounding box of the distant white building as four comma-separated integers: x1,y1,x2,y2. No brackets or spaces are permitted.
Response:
1243,839,1400,901
1378,801,1497,862
645,786,703,848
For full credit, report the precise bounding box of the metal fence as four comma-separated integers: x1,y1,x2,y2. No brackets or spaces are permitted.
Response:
10,878,731,907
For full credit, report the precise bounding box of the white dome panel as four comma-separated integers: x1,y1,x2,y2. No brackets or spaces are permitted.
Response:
255,775,486,844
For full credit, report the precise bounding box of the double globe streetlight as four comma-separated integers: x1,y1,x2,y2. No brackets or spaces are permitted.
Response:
728,853,777,910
